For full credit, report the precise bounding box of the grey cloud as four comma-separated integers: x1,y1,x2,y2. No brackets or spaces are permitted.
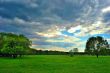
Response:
0,0,110,50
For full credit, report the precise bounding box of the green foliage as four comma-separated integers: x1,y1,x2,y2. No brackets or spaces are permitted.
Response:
85,36,109,57
69,48,79,57
73,48,78,52
0,32,32,58
69,49,74,57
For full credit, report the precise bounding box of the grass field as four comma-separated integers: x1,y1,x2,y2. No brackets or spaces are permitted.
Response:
0,55,110,73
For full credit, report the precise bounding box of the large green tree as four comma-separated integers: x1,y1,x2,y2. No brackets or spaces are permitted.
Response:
0,35,3,55
85,36,109,58
0,32,32,58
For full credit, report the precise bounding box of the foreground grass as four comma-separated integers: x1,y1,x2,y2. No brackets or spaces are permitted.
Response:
0,55,110,73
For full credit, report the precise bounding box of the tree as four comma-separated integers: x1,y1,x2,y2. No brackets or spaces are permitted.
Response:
69,49,73,57
69,48,78,57
0,32,32,58
85,36,109,58
0,35,3,52
18,34,32,57
73,48,78,53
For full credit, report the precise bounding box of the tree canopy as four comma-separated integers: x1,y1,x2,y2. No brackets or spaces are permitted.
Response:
85,36,109,58
0,32,32,58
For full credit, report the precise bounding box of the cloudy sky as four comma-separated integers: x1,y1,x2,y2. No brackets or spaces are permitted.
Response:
0,0,110,52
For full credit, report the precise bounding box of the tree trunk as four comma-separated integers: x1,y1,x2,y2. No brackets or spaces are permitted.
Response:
96,50,98,58
19,54,22,57
12,54,17,58
96,53,98,58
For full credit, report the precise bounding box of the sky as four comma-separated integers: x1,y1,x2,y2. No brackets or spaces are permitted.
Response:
0,0,110,52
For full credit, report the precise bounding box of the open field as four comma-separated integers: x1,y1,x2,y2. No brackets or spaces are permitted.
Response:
0,55,110,73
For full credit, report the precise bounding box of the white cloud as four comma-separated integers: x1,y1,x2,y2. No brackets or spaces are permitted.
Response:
46,36,80,43
14,17,26,24
30,38,41,41
68,41,86,52
32,45,68,52
102,6,110,13
46,47,68,52
89,21,110,35
74,20,110,37
0,17,41,26
92,21,102,27
74,31,88,37
0,0,38,8
90,29,105,35
36,32,58,38
35,28,62,38
68,25,82,33
107,38,110,43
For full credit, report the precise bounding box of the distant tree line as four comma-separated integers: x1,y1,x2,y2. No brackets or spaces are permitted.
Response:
0,32,32,58
29,49,86,55
0,32,110,58
29,49,69,55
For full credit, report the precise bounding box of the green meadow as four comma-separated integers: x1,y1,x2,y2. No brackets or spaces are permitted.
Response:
0,55,110,73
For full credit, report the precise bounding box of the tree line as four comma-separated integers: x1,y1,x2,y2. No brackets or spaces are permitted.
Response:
0,32,110,58
30,49,69,55
29,48,86,55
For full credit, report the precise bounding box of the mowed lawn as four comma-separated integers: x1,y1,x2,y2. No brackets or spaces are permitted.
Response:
0,55,110,73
